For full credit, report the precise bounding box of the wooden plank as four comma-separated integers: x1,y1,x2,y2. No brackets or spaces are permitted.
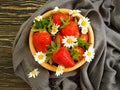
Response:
0,25,20,36
0,0,48,89
0,47,30,89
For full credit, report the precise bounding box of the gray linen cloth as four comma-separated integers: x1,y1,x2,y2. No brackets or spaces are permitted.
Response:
12,0,120,90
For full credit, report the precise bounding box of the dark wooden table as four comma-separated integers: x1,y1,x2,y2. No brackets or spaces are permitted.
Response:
0,0,48,90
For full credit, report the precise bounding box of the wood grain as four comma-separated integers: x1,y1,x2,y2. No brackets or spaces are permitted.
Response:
0,0,48,90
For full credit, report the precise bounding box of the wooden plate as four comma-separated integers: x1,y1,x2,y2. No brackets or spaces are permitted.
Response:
29,9,94,72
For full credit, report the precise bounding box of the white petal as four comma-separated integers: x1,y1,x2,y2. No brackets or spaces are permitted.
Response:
51,24,60,35
33,74,35,78
34,68,38,71
34,52,46,64
34,15,42,21
55,65,64,76
28,73,32,78
78,17,90,28
28,68,40,78
69,10,73,14
69,10,81,17
36,72,39,76
86,57,92,62
56,72,59,77
81,27,88,34
84,47,95,62
54,6,59,11
38,59,45,64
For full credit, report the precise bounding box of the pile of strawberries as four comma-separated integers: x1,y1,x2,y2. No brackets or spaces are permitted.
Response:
32,12,90,67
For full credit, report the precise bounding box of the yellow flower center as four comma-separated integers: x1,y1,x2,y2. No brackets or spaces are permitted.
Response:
83,28,87,33
87,51,92,57
53,27,57,32
31,71,36,75
73,11,78,15
57,66,62,72
81,20,87,26
67,38,73,44
38,54,43,60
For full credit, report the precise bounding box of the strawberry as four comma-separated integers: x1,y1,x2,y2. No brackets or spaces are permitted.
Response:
32,15,52,52
61,21,80,36
52,47,75,67
80,34,89,42
33,31,51,52
52,13,73,25
76,47,84,60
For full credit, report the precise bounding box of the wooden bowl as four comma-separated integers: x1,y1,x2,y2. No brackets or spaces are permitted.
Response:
29,8,94,72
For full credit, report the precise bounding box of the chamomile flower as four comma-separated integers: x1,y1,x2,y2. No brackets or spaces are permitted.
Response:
81,27,88,34
34,52,46,64
69,10,81,17
83,47,95,62
28,68,40,78
54,6,59,11
34,15,42,21
56,65,65,76
78,17,90,28
62,36,77,48
51,24,60,35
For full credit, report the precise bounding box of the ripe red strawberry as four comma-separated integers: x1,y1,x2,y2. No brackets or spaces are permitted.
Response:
80,34,89,42
52,13,73,25
54,34,63,46
76,47,84,60
61,21,80,36
33,31,51,52
52,47,75,67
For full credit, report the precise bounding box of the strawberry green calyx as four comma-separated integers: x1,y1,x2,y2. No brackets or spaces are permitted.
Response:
48,39,60,52
31,15,53,32
45,39,60,64
77,37,90,50
69,48,80,61
60,17,70,29
45,53,53,65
